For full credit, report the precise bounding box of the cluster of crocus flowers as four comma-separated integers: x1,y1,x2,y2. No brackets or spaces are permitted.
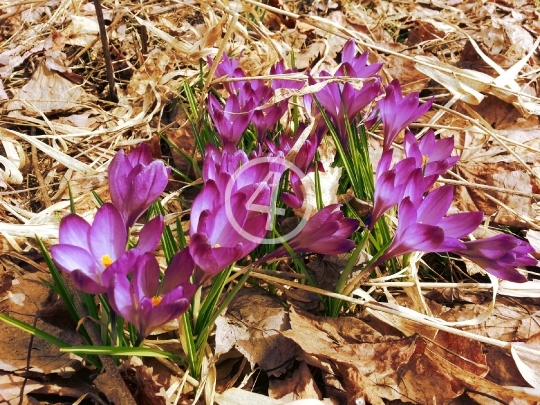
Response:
367,87,536,282
51,144,197,343
208,58,303,147
206,45,536,283
303,39,383,148
49,40,538,359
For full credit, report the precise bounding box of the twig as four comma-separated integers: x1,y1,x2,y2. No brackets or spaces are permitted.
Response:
93,0,118,102
31,143,52,208
438,178,540,200
18,314,38,405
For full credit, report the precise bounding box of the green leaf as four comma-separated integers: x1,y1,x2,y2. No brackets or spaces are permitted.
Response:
0,313,70,348
60,346,188,366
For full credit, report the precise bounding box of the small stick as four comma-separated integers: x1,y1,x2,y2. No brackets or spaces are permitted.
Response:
93,0,118,102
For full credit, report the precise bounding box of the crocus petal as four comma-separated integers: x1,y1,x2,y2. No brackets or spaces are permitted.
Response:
126,143,153,166
137,216,164,253
281,192,303,209
71,270,108,294
371,171,402,227
190,180,221,235
123,161,170,227
416,185,453,225
133,253,160,302
50,244,97,276
261,205,358,262
58,214,91,249
403,132,423,167
385,223,444,259
437,212,483,239
162,248,195,295
341,39,356,65
88,203,127,263
108,151,130,204
189,233,244,274
109,273,137,324
102,249,142,287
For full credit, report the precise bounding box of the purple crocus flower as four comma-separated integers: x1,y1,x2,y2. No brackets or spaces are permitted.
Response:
249,83,289,143
403,130,459,176
456,235,537,283
370,151,417,229
50,203,161,294
261,204,359,261
208,86,255,147
378,79,433,152
108,143,171,228
270,61,304,90
371,186,483,268
190,146,289,280
314,72,381,147
190,185,269,278
337,39,383,78
207,52,247,95
108,249,197,343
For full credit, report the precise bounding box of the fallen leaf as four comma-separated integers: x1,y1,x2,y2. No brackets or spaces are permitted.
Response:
0,273,83,375
268,362,322,402
7,62,90,115
454,161,537,226
283,307,416,403
0,373,42,405
215,289,300,377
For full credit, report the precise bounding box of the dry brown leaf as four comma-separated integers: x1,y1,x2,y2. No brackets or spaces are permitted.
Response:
63,15,99,47
119,356,168,405
526,230,540,259
268,362,322,402
0,273,83,375
283,307,416,403
454,161,536,226
216,387,326,404
214,289,300,377
7,62,89,115
0,373,43,405
427,349,540,402
493,16,536,60
381,50,430,93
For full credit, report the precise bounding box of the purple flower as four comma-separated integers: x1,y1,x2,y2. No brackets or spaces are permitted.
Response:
249,83,289,143
108,250,197,342
378,79,433,152
404,130,459,176
208,52,246,95
266,124,319,173
190,184,268,278
270,61,304,90
190,147,288,279
314,72,381,146
108,143,171,228
370,151,416,228
337,39,383,78
51,203,137,294
455,235,537,283
371,186,483,268
208,87,255,146
261,204,359,261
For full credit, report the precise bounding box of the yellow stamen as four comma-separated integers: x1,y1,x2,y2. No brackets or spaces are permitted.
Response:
151,296,162,307
101,254,113,268
215,243,221,248
422,155,429,166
